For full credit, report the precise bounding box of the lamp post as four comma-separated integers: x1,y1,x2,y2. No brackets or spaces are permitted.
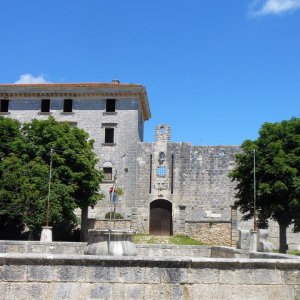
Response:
108,170,117,255
41,148,55,242
45,148,54,227
253,149,257,231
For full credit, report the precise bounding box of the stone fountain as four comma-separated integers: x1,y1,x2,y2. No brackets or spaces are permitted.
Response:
84,229,137,256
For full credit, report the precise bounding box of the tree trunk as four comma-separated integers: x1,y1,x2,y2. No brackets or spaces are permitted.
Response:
279,223,288,254
80,205,89,242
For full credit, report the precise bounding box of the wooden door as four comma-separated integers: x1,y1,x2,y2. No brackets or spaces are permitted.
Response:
149,200,172,236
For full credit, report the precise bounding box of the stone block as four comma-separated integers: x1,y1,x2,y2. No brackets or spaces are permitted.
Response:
57,265,86,282
219,269,252,285
86,266,116,283
0,283,8,300
282,270,300,285
47,282,86,299
160,268,188,284
90,283,113,299
268,285,295,299
28,283,48,300
250,269,282,285
237,229,250,250
147,267,161,284
27,265,55,282
123,284,145,299
257,229,276,252
0,265,27,281
188,268,219,284
118,266,146,283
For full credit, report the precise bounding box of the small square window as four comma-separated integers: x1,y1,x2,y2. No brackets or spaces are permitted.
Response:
0,99,9,112
106,99,116,112
103,167,112,180
41,99,50,112
63,99,73,112
105,128,114,143
156,166,167,177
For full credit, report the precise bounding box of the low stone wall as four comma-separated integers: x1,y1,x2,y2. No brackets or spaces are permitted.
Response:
137,244,211,258
186,222,231,246
211,246,248,258
0,241,211,258
250,252,300,260
0,241,86,255
0,254,299,299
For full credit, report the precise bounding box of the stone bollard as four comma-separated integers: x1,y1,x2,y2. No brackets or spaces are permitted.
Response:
237,230,250,250
249,230,257,252
40,226,53,242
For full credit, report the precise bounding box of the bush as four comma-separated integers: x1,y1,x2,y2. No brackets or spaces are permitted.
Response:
105,212,124,219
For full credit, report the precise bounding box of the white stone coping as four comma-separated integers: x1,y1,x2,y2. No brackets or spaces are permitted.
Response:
1,253,300,269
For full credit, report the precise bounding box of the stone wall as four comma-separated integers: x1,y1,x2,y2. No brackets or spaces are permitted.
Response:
0,254,299,299
186,222,232,246
0,241,86,255
137,244,211,258
88,219,131,230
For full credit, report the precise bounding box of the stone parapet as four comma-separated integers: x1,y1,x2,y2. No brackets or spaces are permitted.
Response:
136,244,211,258
0,254,300,299
0,241,86,255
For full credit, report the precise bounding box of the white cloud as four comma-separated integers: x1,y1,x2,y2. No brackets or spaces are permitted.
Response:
14,73,50,84
250,0,300,16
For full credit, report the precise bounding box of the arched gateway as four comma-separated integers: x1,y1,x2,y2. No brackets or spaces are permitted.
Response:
149,199,173,236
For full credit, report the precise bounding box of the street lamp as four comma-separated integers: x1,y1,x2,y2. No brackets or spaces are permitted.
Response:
253,149,257,231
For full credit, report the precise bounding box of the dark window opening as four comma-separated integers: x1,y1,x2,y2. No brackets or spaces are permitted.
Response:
149,154,152,194
103,167,112,180
171,154,174,194
63,99,73,112
41,99,50,112
106,99,116,112
0,100,9,112
105,128,114,143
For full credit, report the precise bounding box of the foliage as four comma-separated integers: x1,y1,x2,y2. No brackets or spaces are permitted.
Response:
109,187,124,196
230,117,300,252
105,212,124,219
0,116,104,233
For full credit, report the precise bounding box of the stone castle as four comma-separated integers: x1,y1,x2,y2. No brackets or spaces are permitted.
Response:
0,81,299,248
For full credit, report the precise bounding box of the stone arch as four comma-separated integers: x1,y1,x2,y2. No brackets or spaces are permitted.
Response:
149,199,173,236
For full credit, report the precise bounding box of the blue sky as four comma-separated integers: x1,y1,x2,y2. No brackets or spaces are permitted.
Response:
0,0,299,145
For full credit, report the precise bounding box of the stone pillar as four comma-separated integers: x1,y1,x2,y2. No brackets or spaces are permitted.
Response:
177,205,186,235
231,206,238,247
40,226,53,242
250,230,257,252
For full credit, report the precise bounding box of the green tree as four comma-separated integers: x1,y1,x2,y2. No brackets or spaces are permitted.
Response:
0,117,103,240
0,117,24,238
230,118,300,253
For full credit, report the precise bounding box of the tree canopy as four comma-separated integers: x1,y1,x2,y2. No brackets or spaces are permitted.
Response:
230,117,300,253
0,116,103,239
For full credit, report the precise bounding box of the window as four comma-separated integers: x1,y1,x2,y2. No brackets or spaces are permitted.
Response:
105,128,114,143
106,99,116,112
103,167,112,181
41,99,50,112
0,99,9,113
63,99,73,112
156,166,167,177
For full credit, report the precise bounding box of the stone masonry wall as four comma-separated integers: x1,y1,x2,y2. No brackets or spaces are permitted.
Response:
186,222,232,246
0,254,299,299
1,87,146,223
88,219,131,230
